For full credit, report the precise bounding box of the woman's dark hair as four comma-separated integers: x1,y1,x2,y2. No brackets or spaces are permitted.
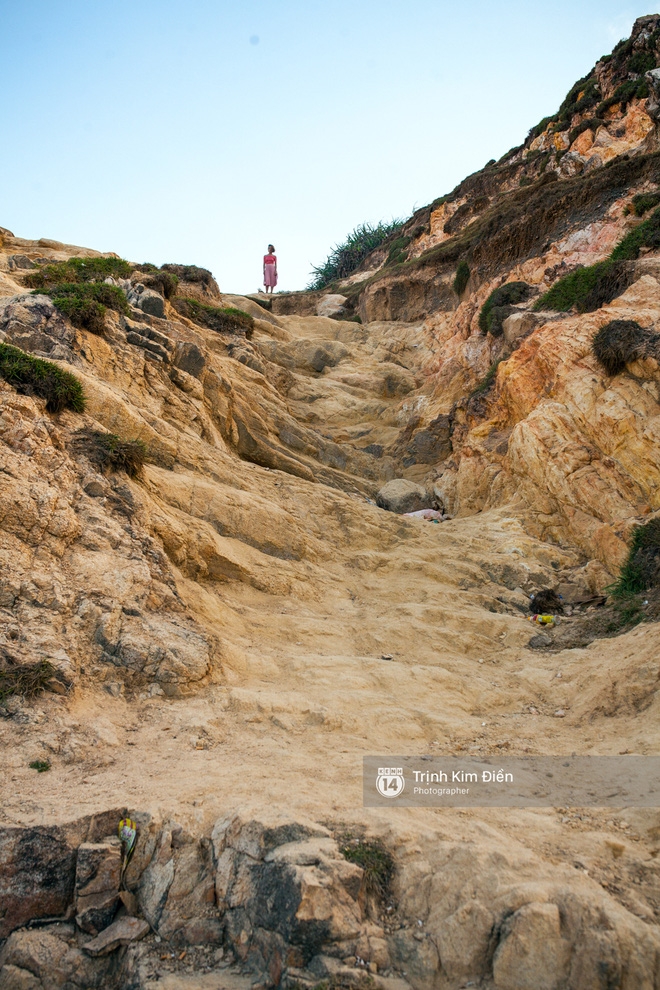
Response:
268,244,275,252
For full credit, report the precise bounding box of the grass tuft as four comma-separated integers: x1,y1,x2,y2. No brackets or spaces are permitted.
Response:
534,260,636,313
173,297,254,336
308,220,404,289
38,282,129,335
385,235,411,267
340,838,394,899
611,206,660,261
631,192,660,217
73,427,147,477
131,265,179,299
592,319,659,375
0,343,85,413
453,260,470,296
29,760,52,772
25,257,132,290
611,518,660,597
160,263,215,288
479,282,531,335
0,655,56,705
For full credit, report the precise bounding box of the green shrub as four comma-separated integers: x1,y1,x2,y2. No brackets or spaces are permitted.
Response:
453,260,470,296
469,360,502,398
161,263,215,287
29,760,52,772
611,518,660,596
340,838,394,899
534,260,635,313
592,320,658,375
386,235,411,267
632,192,660,216
568,117,605,146
173,297,254,336
132,265,179,299
519,176,533,187
0,343,85,412
25,256,132,289
308,220,404,289
597,78,649,117
611,206,660,260
479,282,531,334
40,282,129,334
629,50,656,74
73,427,147,476
0,656,56,704
527,116,554,143
545,74,601,134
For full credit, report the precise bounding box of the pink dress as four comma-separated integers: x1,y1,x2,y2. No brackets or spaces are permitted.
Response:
263,253,278,288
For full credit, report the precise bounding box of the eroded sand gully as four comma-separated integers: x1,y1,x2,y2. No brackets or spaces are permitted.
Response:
1,230,660,986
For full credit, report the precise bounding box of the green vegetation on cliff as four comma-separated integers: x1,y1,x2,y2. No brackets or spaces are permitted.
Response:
0,343,85,412
479,282,531,335
173,297,254,335
308,220,404,289
612,518,660,597
38,282,129,334
73,427,147,477
453,261,470,296
536,206,660,314
25,256,132,289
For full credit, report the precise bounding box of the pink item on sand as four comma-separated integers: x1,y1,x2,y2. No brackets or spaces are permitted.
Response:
403,509,444,521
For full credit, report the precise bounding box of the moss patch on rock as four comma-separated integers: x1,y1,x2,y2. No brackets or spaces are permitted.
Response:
535,260,636,313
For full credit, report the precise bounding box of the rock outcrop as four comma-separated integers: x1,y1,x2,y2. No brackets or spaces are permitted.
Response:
2,811,660,990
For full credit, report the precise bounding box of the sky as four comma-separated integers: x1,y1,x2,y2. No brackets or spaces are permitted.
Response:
1,1,657,294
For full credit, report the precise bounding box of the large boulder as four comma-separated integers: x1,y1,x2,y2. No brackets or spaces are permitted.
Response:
316,294,348,319
125,283,165,319
376,479,436,514
0,293,76,360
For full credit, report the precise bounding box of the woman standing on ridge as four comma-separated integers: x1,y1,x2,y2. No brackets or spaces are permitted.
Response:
263,244,277,293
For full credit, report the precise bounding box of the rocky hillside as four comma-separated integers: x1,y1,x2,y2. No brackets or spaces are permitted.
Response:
1,16,660,990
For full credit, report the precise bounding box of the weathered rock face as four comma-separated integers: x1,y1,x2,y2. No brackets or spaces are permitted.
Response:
74,842,122,935
3,811,660,990
0,811,123,939
212,815,364,984
434,273,660,571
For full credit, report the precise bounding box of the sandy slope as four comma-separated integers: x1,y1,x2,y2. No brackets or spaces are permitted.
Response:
1,232,660,986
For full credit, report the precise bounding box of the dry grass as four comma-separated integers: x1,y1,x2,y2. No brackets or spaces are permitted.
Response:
73,427,147,477
592,320,659,375
0,652,56,705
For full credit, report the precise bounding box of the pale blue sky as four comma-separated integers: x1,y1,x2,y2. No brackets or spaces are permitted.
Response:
1,2,655,293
